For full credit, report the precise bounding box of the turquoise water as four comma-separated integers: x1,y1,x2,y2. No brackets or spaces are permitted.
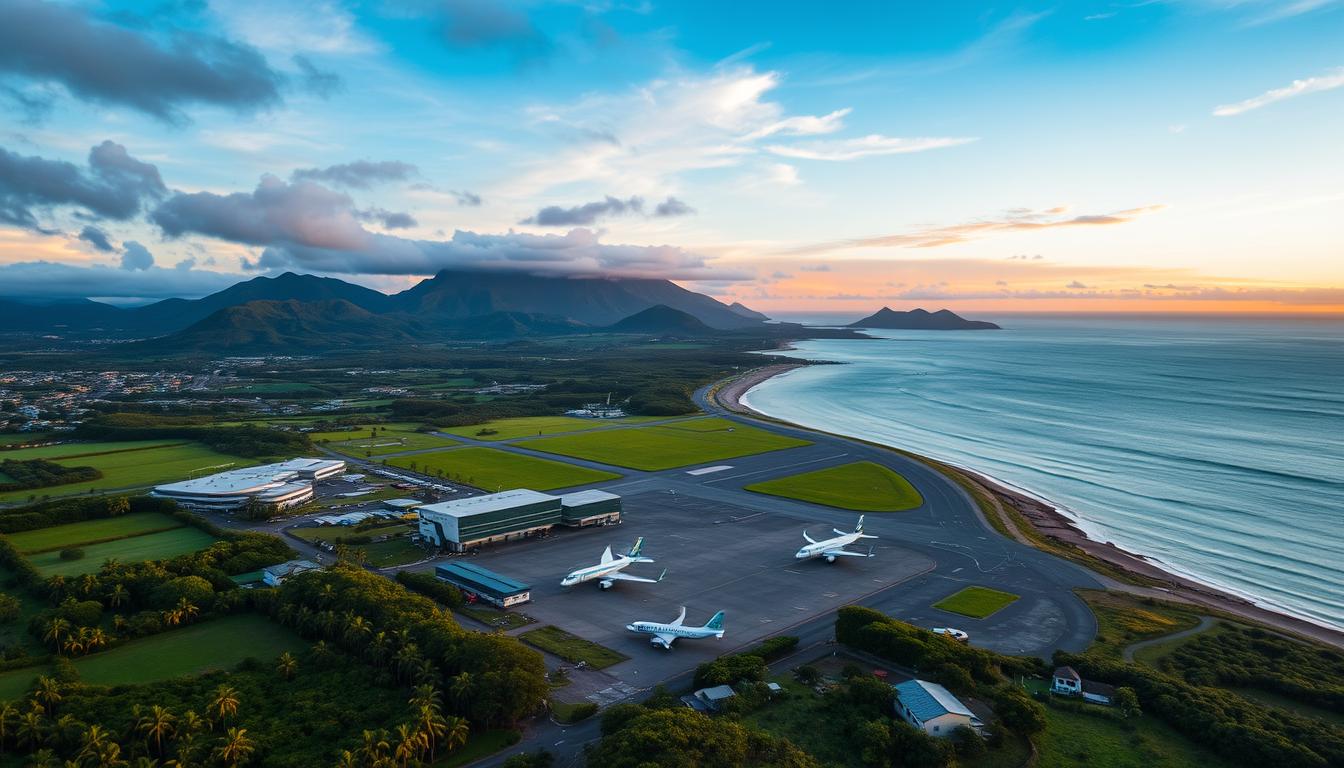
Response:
743,316,1344,631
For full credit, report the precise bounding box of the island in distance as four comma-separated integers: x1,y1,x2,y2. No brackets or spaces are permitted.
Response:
849,307,1001,330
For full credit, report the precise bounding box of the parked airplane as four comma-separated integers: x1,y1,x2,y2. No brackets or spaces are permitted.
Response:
795,515,878,562
560,537,665,590
626,606,725,649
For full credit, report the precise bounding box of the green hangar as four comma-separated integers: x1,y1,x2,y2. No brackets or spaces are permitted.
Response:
417,488,624,551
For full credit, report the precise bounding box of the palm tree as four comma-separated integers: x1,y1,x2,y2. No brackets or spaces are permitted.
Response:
442,716,470,754
450,672,473,706
0,701,16,754
26,748,57,768
415,704,446,762
358,729,390,765
131,757,159,768
33,677,61,712
393,724,424,768
178,710,205,740
15,709,44,749
137,705,176,756
162,607,182,628
409,684,441,713
393,644,422,682
212,728,254,768
366,631,391,664
77,574,98,598
344,615,371,645
77,724,111,764
334,750,360,768
318,583,336,607
86,627,109,653
106,583,129,608
276,652,298,680
209,685,239,728
41,618,70,650
175,598,199,625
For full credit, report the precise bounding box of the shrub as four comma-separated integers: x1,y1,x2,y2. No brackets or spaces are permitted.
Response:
59,547,85,561
0,592,21,622
395,570,465,609
748,635,799,661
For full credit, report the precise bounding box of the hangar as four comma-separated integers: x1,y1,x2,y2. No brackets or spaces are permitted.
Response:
417,488,623,551
435,562,531,607
151,458,346,512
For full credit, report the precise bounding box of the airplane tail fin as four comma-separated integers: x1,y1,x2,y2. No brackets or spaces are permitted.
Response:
704,611,726,632
628,537,644,558
657,568,668,582
855,515,865,534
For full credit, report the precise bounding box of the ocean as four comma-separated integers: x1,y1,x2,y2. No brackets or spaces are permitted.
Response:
742,315,1344,631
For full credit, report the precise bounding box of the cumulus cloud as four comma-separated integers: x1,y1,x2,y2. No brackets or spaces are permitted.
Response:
0,260,241,300
789,205,1166,255
1067,280,1089,289
522,195,643,226
0,0,282,122
1213,67,1344,116
78,225,115,253
452,190,483,206
653,197,695,217
293,55,342,98
120,241,154,271
291,160,418,189
766,135,978,161
0,141,166,231
358,207,418,229
152,175,736,280
438,0,553,63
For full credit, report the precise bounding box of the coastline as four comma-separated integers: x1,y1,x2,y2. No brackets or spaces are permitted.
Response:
715,363,1344,651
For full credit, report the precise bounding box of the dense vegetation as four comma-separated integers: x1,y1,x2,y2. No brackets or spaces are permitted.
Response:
0,494,145,535
592,703,819,767
75,414,310,458
395,569,466,609
0,459,101,491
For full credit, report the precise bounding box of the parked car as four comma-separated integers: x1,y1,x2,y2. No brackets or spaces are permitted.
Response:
932,627,969,643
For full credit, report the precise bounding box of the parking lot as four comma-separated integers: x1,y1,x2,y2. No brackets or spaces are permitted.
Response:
426,489,936,685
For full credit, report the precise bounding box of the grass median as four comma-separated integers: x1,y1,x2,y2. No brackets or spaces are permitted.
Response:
745,461,923,512
933,586,1021,619
387,446,619,492
521,416,811,471
519,625,629,669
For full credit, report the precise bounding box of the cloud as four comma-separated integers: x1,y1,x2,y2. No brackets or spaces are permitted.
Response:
120,241,154,271
800,264,831,272
789,205,1165,255
653,197,695,217
522,195,644,226
152,175,737,280
766,134,978,161
0,0,283,122
452,190,483,206
358,207,418,229
1213,67,1344,116
293,55,342,98
1066,280,1089,289
744,108,852,140
437,0,553,63
291,160,419,189
78,225,115,253
0,141,166,231
0,260,241,300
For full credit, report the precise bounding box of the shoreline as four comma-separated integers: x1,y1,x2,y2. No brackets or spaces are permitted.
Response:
716,363,1344,651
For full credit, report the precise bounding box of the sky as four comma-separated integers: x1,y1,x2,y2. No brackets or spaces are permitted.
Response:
1,0,1342,314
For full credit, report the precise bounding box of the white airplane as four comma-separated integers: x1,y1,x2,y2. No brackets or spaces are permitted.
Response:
795,515,878,562
627,606,725,649
560,537,665,590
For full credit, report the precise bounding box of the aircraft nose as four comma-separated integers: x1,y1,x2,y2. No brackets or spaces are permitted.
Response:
625,624,637,632
795,550,808,559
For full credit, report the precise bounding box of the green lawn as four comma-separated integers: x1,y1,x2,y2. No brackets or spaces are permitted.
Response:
26,526,219,577
745,461,923,512
438,415,664,442
1035,697,1235,768
1077,590,1203,660
457,605,535,631
0,439,184,461
387,447,619,492
0,442,256,503
440,730,521,768
4,511,184,554
520,417,811,470
0,614,307,699
933,586,1020,619
519,626,628,669
308,423,457,457
363,536,430,568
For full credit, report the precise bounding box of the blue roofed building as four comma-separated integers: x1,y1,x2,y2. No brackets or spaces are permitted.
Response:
893,679,983,737
435,561,532,608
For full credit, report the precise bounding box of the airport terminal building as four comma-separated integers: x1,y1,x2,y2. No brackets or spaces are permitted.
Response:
417,488,622,551
151,458,345,512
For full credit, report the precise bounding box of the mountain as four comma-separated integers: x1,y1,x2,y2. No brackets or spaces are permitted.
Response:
442,312,590,339
142,299,422,352
606,305,715,335
0,297,127,332
848,307,1001,330
127,272,393,331
389,270,761,330
727,301,770,321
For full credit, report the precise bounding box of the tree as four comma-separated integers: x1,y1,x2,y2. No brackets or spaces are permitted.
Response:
77,724,111,765
106,583,129,609
0,701,16,754
276,651,298,680
210,685,240,727
213,727,254,768
1113,686,1141,719
138,705,177,756
443,716,470,754
992,687,1046,735
33,676,61,712
794,665,821,686
42,617,71,650
393,723,425,767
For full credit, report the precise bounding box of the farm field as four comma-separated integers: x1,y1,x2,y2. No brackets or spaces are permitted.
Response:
26,526,218,577
1032,693,1235,768
0,442,255,503
520,417,811,470
519,625,628,669
387,447,619,492
745,461,923,512
933,586,1021,619
0,614,307,698
4,511,184,553
438,415,665,442
0,439,184,461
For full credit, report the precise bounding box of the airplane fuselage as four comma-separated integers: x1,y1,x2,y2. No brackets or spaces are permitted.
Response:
561,558,631,587
796,532,863,561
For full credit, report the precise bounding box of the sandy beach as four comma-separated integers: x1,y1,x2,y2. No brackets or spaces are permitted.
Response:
715,364,1344,651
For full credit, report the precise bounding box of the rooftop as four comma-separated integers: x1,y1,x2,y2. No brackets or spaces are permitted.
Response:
436,561,531,595
419,489,558,518
154,458,344,497
558,489,621,506
894,679,973,721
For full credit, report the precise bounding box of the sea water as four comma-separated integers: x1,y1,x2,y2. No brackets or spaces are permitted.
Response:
742,315,1344,631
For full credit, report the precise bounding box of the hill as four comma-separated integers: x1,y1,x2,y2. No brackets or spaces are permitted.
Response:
606,305,715,335
140,299,422,352
128,272,393,331
848,307,1001,330
727,301,770,321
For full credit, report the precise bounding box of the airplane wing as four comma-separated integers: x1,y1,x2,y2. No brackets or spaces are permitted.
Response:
605,571,661,584
823,548,873,558
803,530,817,544
600,545,614,565
652,633,678,647
670,606,687,627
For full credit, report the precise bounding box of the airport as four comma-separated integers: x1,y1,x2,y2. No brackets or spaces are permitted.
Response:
150,457,346,511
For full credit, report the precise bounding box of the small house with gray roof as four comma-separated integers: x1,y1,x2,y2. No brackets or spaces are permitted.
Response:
892,679,982,737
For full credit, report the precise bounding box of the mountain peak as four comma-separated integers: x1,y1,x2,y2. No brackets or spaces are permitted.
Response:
849,307,1000,330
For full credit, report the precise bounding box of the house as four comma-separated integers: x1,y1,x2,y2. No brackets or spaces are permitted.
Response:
262,559,321,586
1052,666,1115,705
893,679,982,737
694,685,737,711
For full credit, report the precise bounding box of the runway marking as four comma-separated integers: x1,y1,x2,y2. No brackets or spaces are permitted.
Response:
952,567,964,574
686,465,733,475
783,569,803,575
701,453,850,484
713,511,766,525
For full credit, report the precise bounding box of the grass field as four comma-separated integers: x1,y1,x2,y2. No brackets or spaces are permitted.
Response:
26,526,219,577
308,423,458,457
0,439,184,461
521,417,811,470
362,536,429,568
438,415,665,442
933,586,1020,619
441,730,521,768
458,605,535,631
0,614,306,699
0,442,255,503
4,511,184,554
1033,692,1235,768
519,625,628,669
1077,590,1203,659
388,447,619,491
745,461,923,512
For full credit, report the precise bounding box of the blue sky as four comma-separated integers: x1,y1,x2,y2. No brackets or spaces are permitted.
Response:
1,0,1342,312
